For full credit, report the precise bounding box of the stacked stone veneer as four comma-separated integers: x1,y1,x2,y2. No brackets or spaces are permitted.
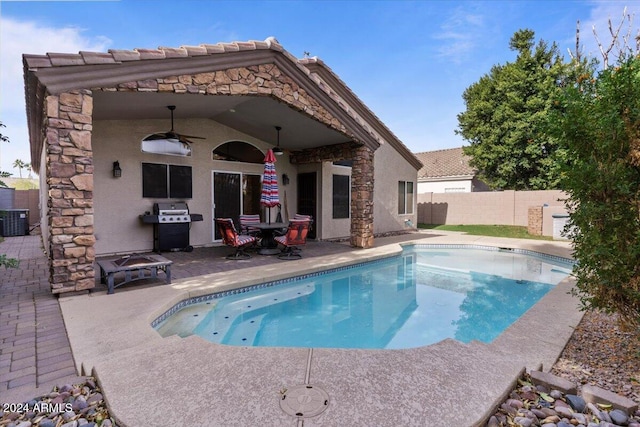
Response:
528,206,543,236
95,64,355,141
45,90,95,294
43,63,374,292
291,143,375,248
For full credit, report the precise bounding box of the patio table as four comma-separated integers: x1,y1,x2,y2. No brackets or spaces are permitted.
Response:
255,222,287,255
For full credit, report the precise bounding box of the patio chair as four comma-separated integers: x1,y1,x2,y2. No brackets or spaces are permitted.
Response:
274,219,311,260
239,214,262,238
215,218,257,260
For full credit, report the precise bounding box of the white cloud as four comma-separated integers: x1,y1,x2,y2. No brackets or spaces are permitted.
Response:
0,16,111,174
433,6,486,64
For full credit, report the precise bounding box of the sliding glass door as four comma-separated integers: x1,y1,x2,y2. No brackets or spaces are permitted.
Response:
212,171,261,240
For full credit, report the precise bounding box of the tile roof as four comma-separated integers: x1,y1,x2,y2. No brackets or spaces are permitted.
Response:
23,39,279,68
24,37,423,171
414,147,477,179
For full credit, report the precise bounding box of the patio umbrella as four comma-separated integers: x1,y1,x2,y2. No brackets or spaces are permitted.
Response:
260,148,280,223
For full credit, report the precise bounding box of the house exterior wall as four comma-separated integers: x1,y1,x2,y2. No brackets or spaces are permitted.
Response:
92,118,286,255
373,142,417,234
418,179,473,194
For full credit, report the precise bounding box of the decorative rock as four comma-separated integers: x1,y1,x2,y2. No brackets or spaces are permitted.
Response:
573,413,588,424
557,422,573,427
72,396,88,411
582,385,639,414
514,416,533,427
62,410,76,421
610,409,630,426
530,370,578,394
507,398,524,409
532,408,548,418
566,394,587,413
39,420,56,427
555,405,574,419
551,389,565,399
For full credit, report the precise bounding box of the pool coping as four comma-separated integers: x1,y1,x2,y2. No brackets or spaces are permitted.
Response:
59,233,582,426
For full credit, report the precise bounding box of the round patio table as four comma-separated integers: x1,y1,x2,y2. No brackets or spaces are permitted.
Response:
256,222,287,255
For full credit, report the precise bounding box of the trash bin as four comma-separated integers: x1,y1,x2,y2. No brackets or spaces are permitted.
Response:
0,209,29,236
552,213,571,240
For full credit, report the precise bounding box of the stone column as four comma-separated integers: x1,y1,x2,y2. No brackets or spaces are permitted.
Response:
350,145,374,248
45,90,96,294
527,206,543,236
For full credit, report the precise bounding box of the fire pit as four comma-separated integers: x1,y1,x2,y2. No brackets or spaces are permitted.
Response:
96,254,172,294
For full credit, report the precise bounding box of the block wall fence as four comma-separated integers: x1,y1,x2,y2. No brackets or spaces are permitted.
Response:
417,190,568,236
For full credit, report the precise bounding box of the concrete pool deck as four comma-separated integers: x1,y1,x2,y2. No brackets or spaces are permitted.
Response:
55,232,582,426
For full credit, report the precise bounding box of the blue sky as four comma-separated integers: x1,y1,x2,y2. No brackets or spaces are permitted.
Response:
0,0,637,176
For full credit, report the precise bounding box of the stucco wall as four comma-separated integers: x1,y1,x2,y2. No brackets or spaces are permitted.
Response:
92,117,288,255
373,142,418,234
417,190,567,226
418,179,473,193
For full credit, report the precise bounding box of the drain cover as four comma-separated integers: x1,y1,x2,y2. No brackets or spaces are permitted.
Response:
279,384,329,418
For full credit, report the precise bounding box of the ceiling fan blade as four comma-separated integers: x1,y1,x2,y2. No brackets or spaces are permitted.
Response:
176,133,205,139
143,133,173,141
145,106,206,142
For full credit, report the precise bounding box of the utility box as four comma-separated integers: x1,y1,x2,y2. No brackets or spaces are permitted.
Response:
552,213,571,241
0,209,29,236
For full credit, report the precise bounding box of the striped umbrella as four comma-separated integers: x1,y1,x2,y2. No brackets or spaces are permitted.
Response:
260,149,280,222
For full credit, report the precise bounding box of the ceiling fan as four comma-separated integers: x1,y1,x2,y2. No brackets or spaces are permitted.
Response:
143,105,205,144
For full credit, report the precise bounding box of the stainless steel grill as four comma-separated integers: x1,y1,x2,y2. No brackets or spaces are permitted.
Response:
140,202,203,252
154,202,191,223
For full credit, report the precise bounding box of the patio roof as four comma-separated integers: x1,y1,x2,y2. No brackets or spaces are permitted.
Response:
23,37,422,171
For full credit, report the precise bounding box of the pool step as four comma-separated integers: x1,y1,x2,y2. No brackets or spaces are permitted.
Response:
224,314,267,345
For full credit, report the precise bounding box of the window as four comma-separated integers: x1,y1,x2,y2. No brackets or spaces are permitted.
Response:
398,181,414,214
333,174,350,219
142,163,192,199
212,141,264,163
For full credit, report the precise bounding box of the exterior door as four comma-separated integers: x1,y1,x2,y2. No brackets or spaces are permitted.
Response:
297,172,317,239
212,172,262,241
213,172,241,240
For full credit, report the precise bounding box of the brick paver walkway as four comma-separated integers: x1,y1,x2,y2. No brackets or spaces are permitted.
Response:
0,235,86,404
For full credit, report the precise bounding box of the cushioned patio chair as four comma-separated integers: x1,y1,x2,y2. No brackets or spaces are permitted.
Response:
239,214,262,238
274,219,311,260
215,218,257,260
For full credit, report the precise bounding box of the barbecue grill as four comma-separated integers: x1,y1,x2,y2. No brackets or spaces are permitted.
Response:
140,202,203,252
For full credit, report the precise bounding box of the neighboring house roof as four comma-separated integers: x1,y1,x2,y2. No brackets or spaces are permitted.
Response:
23,37,423,171
415,147,477,181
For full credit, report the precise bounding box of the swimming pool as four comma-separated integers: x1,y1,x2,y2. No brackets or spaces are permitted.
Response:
154,245,573,349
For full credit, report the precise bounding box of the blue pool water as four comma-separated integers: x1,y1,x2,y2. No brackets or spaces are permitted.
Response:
155,246,573,349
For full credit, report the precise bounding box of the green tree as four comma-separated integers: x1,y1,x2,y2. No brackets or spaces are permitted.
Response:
551,56,640,327
0,121,19,269
12,159,26,178
456,29,570,190
0,122,12,188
